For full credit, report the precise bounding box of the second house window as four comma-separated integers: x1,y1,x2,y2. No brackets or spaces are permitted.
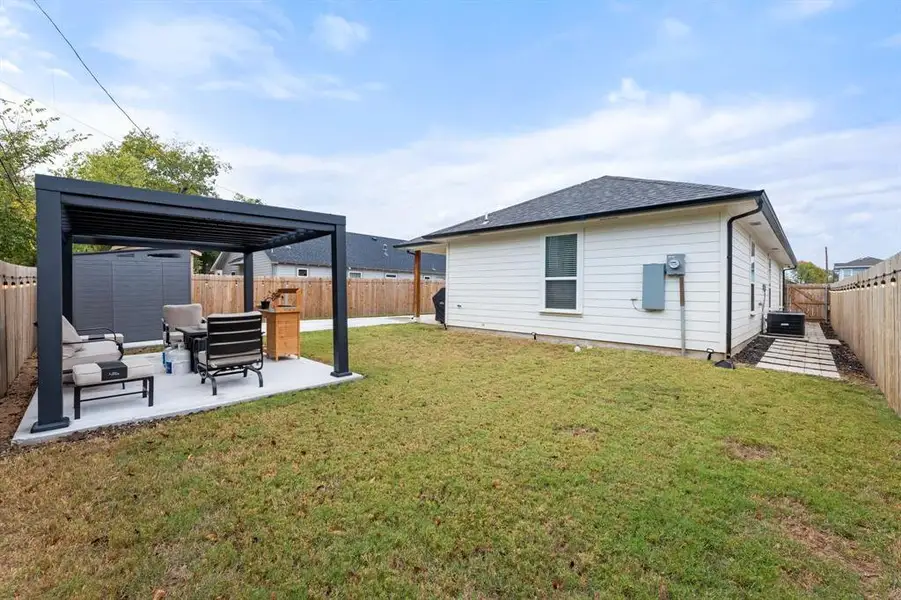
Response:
544,233,580,311
297,268,308,277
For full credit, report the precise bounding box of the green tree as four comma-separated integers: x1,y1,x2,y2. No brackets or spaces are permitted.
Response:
792,260,831,284
62,129,244,264
0,99,87,265
63,129,230,196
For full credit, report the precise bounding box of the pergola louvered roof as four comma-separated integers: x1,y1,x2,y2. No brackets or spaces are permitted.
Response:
41,175,344,253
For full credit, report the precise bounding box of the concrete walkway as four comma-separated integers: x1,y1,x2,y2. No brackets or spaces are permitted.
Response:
757,323,840,379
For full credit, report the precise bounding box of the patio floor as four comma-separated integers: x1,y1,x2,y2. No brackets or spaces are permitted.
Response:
13,352,363,445
756,323,840,379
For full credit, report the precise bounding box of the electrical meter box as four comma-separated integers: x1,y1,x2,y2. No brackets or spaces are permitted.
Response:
665,253,686,276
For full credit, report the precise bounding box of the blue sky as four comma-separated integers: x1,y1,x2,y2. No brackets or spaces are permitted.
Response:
1,0,899,264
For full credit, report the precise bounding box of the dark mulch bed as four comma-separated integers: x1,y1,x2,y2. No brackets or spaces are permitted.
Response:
830,341,872,383
820,322,839,340
819,323,873,383
0,355,37,445
734,336,774,365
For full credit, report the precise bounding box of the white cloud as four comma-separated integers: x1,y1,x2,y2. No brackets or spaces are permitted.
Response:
607,78,647,103
847,211,872,224
660,17,691,39
770,0,836,20
205,79,901,264
635,17,698,63
94,15,364,101
0,14,27,39
311,15,369,53
880,32,901,48
47,67,73,79
0,58,21,74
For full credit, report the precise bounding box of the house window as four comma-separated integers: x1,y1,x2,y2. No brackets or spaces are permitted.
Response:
348,271,362,279
297,268,308,277
423,275,431,281
385,273,397,279
543,233,580,311
750,243,756,312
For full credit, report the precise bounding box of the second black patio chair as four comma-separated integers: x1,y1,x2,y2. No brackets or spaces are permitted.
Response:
194,312,264,396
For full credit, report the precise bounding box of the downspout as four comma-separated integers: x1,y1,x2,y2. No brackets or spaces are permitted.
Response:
718,196,764,368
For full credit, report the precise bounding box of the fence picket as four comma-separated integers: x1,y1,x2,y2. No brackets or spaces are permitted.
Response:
830,252,901,416
0,260,37,399
192,276,443,320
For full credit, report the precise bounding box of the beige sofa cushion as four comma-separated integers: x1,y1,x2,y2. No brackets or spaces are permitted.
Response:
71,357,154,386
63,340,122,371
197,350,260,369
62,317,83,351
163,304,203,329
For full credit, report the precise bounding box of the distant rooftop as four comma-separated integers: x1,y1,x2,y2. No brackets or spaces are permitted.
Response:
833,256,882,269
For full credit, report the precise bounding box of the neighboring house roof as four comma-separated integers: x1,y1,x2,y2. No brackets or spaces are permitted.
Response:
833,256,881,269
215,232,446,274
411,175,796,265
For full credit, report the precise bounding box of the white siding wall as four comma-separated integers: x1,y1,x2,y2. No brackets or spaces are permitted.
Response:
444,208,725,352
730,223,783,349
253,251,273,276
216,251,272,276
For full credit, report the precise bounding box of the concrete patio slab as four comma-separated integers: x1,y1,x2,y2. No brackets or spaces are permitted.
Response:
13,352,363,445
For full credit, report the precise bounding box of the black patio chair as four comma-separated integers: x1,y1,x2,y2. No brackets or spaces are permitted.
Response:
194,312,263,396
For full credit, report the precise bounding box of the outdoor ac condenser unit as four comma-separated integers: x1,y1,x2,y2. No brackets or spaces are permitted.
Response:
766,311,805,336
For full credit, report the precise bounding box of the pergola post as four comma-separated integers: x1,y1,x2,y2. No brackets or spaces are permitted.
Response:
413,250,422,321
62,234,73,323
330,225,351,377
33,189,69,433
243,251,254,311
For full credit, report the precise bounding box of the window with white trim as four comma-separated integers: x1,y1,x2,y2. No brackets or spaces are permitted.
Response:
423,275,431,280
543,233,580,311
297,268,308,277
348,271,362,279
385,273,397,279
749,242,756,311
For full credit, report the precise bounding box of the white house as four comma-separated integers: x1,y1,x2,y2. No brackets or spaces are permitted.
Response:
211,232,446,281
399,175,796,359
833,256,881,281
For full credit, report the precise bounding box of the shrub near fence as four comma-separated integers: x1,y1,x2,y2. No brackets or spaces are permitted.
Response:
830,252,901,416
0,260,37,398
193,276,444,319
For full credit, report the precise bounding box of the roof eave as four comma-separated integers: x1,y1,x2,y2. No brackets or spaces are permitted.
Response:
422,191,762,241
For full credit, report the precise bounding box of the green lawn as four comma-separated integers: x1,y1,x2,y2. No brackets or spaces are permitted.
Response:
1,326,899,598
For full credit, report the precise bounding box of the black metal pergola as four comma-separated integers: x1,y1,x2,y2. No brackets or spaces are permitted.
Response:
32,175,352,433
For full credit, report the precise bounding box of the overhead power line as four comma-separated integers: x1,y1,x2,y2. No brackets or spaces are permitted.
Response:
31,0,143,133
0,140,28,209
23,1,252,202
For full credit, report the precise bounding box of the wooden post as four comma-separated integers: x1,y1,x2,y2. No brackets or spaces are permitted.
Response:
413,250,422,319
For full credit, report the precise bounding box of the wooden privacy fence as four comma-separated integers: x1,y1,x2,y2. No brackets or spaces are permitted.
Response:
830,252,901,416
193,276,444,319
0,260,37,399
787,284,828,321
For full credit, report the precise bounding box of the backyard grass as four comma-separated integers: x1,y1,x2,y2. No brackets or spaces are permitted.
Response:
1,325,900,598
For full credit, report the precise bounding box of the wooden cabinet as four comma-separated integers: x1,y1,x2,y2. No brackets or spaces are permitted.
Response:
261,308,300,360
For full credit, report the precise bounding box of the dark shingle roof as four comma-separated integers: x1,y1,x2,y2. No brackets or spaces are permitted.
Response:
265,232,446,274
833,256,881,269
424,175,756,238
